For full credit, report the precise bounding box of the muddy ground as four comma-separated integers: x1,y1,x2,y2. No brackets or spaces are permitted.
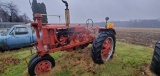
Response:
115,28,160,48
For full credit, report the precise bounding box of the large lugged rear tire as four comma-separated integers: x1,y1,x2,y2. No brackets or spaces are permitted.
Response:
150,41,160,75
91,31,116,64
28,54,55,76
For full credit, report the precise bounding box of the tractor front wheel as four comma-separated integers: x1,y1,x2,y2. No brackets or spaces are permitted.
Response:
28,54,55,76
28,54,38,66
150,41,160,75
91,31,115,64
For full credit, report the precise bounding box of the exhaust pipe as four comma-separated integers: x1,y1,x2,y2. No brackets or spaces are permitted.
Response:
62,0,68,8
62,0,70,26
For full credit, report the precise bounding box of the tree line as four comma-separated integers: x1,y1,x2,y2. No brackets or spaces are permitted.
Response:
96,19,160,28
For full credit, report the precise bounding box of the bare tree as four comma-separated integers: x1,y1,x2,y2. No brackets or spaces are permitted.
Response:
18,13,31,23
0,1,10,22
0,1,30,23
2,2,19,22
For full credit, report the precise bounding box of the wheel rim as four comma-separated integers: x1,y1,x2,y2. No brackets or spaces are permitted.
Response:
101,37,114,60
34,60,52,74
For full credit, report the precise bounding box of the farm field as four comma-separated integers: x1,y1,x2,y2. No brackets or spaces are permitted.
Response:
115,28,160,47
0,42,155,76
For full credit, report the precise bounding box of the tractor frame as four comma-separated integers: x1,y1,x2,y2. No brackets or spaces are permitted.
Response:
28,0,116,75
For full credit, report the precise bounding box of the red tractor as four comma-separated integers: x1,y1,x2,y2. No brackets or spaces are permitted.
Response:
28,0,116,75
150,41,160,75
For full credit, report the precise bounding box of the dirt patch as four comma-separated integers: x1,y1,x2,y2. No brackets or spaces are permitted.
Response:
0,47,32,73
116,28,160,48
0,56,20,73
36,47,105,76
139,63,155,76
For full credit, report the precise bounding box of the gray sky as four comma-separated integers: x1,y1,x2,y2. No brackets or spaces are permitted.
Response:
2,0,160,23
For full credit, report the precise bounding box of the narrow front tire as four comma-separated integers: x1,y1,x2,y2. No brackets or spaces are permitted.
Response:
28,54,55,76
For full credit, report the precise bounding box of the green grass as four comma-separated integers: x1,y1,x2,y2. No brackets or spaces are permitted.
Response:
98,42,153,76
0,49,61,76
0,42,154,76
52,42,154,76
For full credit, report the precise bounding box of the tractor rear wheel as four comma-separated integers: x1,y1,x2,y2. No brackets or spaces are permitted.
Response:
91,31,115,64
150,41,160,75
28,54,55,76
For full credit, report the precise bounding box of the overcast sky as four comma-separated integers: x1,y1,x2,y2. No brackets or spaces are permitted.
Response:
2,0,160,23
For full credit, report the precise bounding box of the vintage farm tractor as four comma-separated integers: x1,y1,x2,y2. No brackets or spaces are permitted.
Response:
150,41,160,75
28,0,116,75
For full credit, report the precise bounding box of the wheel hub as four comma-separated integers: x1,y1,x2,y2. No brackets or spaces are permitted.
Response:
35,60,52,74
101,37,113,60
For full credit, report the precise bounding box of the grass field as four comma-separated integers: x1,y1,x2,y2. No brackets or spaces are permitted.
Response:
0,42,155,76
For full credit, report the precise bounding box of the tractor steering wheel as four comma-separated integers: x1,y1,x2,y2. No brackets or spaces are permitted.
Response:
86,19,94,29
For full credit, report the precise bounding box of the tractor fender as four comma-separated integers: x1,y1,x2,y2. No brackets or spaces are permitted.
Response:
99,28,116,35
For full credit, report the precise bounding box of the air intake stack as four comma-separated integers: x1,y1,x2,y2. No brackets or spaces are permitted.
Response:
62,0,70,26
